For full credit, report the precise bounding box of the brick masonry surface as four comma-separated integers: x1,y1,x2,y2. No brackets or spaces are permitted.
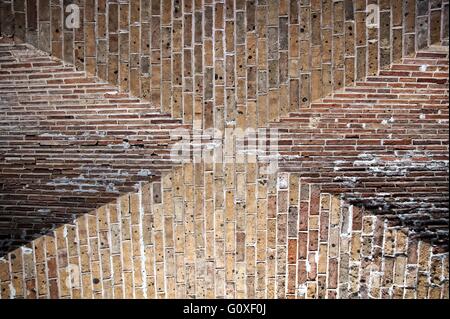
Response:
0,0,449,299
0,41,189,253
270,48,449,247
0,0,448,120
0,167,448,299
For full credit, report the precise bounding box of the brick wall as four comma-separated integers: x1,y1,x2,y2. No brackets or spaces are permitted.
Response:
0,0,448,299
270,49,449,247
0,41,190,253
0,166,448,299
1,0,448,121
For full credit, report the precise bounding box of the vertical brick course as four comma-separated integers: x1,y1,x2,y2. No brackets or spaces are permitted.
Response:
0,0,448,300
2,0,446,120
1,166,447,299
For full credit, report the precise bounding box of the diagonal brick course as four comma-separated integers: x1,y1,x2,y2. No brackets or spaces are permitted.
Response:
0,168,448,299
0,40,447,299
0,0,448,299
0,42,189,254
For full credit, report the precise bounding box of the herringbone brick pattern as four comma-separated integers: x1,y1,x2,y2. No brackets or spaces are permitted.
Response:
0,42,188,253
0,42,448,299
0,0,448,299
0,168,448,299
271,48,449,246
